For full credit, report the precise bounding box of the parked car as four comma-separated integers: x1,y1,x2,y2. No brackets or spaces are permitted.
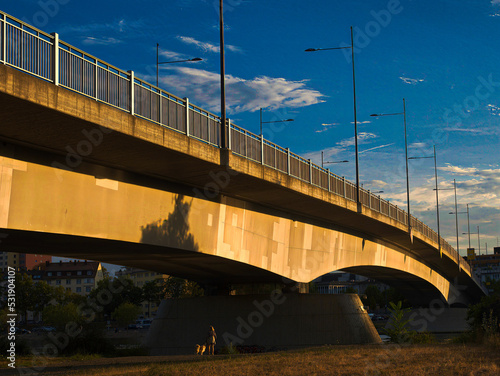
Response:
127,323,143,330
32,326,56,333
135,319,152,329
15,327,31,334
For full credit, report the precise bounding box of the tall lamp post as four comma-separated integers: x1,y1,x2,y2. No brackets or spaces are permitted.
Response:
156,43,202,87
259,108,294,136
305,26,361,212
434,179,460,266
408,145,441,255
219,0,227,149
450,204,470,248
371,98,411,235
463,225,480,255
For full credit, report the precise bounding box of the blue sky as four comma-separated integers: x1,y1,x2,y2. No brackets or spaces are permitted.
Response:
2,0,499,264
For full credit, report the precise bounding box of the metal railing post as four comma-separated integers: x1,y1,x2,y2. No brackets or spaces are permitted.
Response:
261,134,264,164
309,159,312,183
94,58,98,100
286,148,290,175
184,97,190,137
128,70,134,115
343,177,346,198
51,32,59,86
328,170,331,192
228,119,232,150
2,15,6,65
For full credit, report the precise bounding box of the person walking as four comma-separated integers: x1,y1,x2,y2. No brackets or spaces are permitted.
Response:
206,325,217,355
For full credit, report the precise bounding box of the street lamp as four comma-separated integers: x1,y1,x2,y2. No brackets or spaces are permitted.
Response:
259,108,294,136
434,179,460,266
408,145,441,255
463,225,481,255
450,203,470,249
370,98,410,235
156,43,202,87
305,26,361,213
321,151,348,168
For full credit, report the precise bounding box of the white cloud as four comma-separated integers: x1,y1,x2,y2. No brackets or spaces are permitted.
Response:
399,76,425,85
315,123,339,133
158,49,189,60
487,104,500,115
338,132,378,148
177,36,242,53
154,67,324,114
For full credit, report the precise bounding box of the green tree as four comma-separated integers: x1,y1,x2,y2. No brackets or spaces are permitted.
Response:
364,285,382,311
87,277,143,320
384,301,412,343
16,273,35,321
163,276,203,298
142,279,164,317
31,281,55,319
467,279,500,334
42,303,83,331
112,302,142,328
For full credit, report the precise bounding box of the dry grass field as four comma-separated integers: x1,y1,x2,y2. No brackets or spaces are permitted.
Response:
1,343,499,376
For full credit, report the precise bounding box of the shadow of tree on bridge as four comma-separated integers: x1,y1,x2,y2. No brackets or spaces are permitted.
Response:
140,194,199,252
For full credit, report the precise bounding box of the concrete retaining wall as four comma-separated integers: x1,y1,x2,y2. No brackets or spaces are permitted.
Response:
145,293,381,355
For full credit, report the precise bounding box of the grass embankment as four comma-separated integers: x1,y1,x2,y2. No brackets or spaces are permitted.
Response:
1,343,498,376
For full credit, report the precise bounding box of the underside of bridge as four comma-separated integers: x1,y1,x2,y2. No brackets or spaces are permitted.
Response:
0,63,486,307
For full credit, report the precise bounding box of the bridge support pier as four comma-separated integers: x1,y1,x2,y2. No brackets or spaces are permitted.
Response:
145,293,381,355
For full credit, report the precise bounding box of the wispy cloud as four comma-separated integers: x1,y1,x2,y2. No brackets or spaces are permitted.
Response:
443,126,500,136
177,36,242,53
359,143,395,155
315,123,339,133
82,37,122,46
60,19,145,35
152,67,324,113
338,132,378,148
487,103,500,115
399,76,425,85
491,0,500,17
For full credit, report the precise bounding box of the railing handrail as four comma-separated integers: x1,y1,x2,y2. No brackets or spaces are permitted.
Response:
0,9,473,277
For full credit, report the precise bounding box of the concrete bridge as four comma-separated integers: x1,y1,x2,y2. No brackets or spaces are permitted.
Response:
0,10,486,311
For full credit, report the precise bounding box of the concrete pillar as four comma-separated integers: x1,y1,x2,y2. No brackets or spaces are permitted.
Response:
145,293,381,355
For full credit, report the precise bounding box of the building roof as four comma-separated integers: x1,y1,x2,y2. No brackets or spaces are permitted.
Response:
36,261,101,279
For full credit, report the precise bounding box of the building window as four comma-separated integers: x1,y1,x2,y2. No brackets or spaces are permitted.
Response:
85,278,94,284
86,286,91,292
47,280,51,285
66,287,71,292
57,272,61,276
66,279,71,285
47,272,52,276
76,279,81,284
67,272,71,276
87,271,92,276
77,271,82,276
76,287,81,293
56,280,61,285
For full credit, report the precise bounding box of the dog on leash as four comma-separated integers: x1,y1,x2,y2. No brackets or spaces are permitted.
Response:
195,343,206,355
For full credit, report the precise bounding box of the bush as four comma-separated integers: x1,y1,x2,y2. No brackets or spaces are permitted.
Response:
218,342,238,355
409,331,436,344
0,335,32,356
383,301,412,343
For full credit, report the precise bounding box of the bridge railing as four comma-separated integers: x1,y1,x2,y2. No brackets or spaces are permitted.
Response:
0,9,471,276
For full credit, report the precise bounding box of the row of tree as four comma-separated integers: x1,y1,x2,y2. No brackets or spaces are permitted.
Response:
1,273,204,326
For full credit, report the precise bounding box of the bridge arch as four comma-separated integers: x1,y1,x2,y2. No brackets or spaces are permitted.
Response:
0,154,462,306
